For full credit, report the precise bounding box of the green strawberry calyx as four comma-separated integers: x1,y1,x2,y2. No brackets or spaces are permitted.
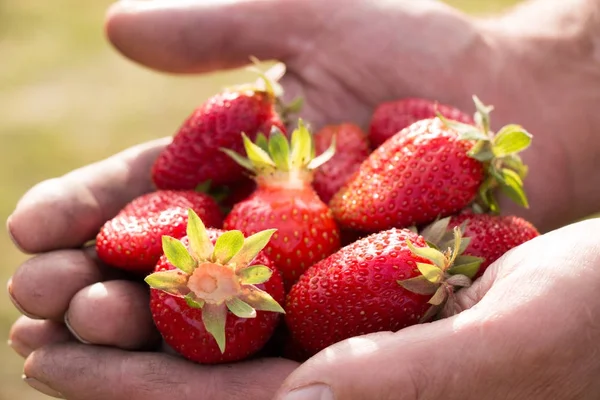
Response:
144,209,285,354
224,60,278,102
227,58,304,123
221,119,336,189
398,221,484,322
245,58,304,124
437,95,533,214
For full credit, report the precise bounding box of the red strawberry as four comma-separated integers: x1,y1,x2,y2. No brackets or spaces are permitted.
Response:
368,97,474,149
421,213,540,280
330,96,533,232
222,122,342,290
285,226,482,356
96,190,223,273
146,210,285,364
314,123,370,158
151,77,285,191
312,123,371,204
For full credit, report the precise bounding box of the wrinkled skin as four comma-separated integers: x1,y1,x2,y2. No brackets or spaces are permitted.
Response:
7,0,600,399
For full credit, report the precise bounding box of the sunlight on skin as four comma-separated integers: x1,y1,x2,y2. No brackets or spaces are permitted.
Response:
2,1,525,399
324,336,382,360
86,282,110,300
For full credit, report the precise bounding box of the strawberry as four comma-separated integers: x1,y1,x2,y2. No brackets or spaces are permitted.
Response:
96,190,223,273
146,209,285,364
151,76,286,191
330,96,533,233
312,123,371,204
368,97,474,149
421,213,540,280
222,121,342,290
284,226,483,356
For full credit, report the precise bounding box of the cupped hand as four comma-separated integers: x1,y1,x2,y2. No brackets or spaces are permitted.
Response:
106,0,488,131
274,218,600,399
8,0,599,399
104,0,600,233
7,139,298,399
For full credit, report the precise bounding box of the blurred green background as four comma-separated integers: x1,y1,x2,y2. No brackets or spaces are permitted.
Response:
0,0,521,398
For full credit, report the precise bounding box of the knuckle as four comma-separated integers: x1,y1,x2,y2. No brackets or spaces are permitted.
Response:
404,362,430,400
125,355,193,398
386,358,444,400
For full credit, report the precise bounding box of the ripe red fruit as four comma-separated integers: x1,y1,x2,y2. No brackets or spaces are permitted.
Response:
146,210,285,364
330,96,533,232
312,123,371,204
368,97,474,149
222,122,342,290
421,213,540,280
285,227,482,356
96,190,223,273
151,77,285,191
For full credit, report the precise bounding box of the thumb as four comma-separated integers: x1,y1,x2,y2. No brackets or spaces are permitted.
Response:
274,269,498,400
105,0,325,73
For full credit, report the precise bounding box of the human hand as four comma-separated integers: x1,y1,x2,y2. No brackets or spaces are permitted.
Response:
274,218,600,400
12,148,600,400
9,0,600,398
7,139,298,399
104,0,600,233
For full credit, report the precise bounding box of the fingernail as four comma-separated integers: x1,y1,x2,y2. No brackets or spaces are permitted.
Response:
7,280,41,320
6,216,25,253
23,376,64,399
64,313,91,345
282,384,334,400
8,339,33,358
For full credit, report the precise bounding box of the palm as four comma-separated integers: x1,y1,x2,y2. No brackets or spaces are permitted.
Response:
280,0,480,130
272,0,585,232
11,0,598,398
108,0,586,233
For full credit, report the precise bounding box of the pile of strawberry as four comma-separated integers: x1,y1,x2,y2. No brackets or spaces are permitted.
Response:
94,71,539,364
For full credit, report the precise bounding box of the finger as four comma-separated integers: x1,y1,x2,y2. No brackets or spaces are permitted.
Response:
24,343,298,400
8,248,106,321
7,138,170,254
105,0,327,73
275,282,503,400
65,280,160,350
273,257,508,400
441,260,499,317
9,317,72,358
274,230,568,400
275,318,480,400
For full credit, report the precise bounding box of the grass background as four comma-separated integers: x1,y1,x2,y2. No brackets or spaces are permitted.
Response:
0,0,521,398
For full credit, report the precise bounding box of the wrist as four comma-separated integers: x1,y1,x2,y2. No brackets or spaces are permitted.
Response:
457,4,600,231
